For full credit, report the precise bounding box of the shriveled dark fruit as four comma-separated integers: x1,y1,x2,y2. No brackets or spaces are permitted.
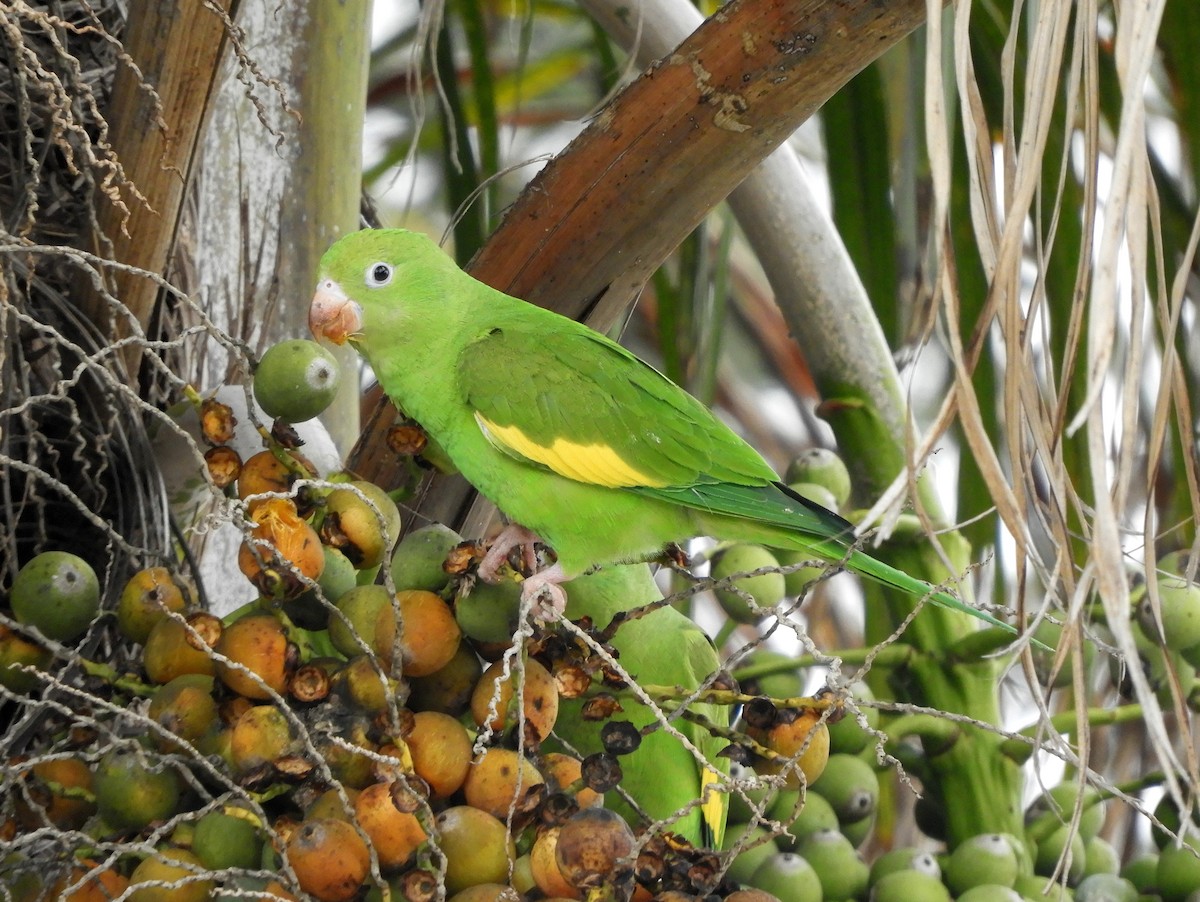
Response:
710,544,786,622
541,752,602,809
391,522,463,592
10,551,100,642
554,808,636,891
93,750,182,831
254,338,341,423
117,566,189,644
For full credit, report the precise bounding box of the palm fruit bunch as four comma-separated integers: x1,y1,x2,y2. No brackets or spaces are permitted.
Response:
3,341,1193,902
0,338,809,901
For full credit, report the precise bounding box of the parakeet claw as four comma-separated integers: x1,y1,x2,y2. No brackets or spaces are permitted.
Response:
478,523,543,582
521,562,569,620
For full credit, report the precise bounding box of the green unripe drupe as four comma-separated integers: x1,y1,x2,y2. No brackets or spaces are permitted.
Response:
945,834,1021,894
794,828,869,901
254,338,341,423
722,825,781,886
955,887,1023,902
711,544,786,622
749,852,822,902
783,448,852,509
455,577,522,644
1074,873,1139,902
811,753,879,824
770,787,838,852
391,523,463,592
871,868,951,902
1157,836,1200,902
870,848,940,885
11,551,100,642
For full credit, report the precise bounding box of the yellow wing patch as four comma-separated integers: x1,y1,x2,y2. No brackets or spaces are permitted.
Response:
475,414,668,488
700,765,727,847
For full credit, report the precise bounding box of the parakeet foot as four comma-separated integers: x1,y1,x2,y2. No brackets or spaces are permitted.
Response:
520,562,569,620
478,523,544,582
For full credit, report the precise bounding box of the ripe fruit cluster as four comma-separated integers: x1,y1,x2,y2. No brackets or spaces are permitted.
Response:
0,341,808,900
4,342,1197,902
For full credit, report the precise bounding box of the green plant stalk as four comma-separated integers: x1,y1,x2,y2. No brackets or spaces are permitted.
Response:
999,702,1146,762
862,522,1025,844
907,649,1023,841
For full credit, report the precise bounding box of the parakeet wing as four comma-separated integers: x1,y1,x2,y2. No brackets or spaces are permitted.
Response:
456,326,778,490
638,481,858,549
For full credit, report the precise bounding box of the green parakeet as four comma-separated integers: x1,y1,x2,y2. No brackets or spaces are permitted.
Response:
554,564,728,846
309,228,1010,634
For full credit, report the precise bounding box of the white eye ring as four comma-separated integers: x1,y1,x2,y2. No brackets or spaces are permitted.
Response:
365,262,393,287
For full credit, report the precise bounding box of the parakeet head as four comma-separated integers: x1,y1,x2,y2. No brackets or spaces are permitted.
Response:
309,228,455,346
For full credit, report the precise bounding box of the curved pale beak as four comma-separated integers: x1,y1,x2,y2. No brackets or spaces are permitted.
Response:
309,279,363,345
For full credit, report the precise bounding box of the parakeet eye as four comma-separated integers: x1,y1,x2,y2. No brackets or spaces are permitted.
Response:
365,262,393,287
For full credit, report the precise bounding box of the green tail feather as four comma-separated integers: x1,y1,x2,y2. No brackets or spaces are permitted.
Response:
634,480,1018,637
